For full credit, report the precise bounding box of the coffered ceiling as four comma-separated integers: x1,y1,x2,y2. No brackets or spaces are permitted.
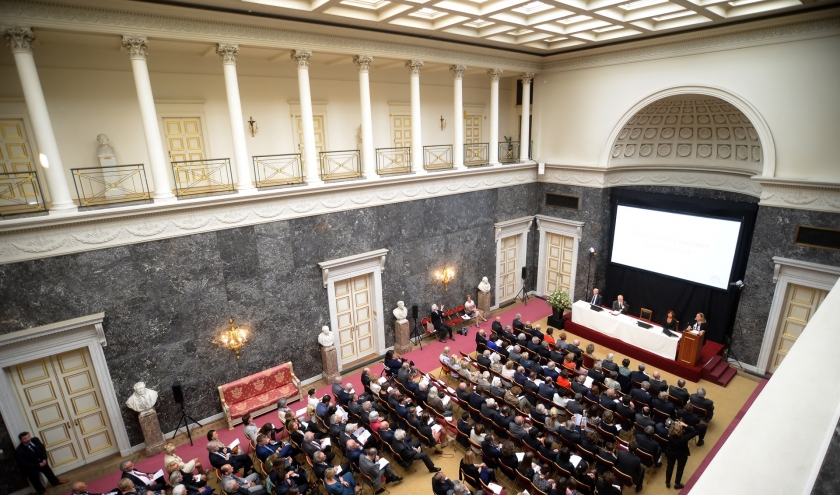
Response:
146,0,836,53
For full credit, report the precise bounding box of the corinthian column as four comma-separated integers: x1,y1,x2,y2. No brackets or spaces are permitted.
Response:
354,55,374,178
451,65,466,169
406,60,424,173
122,35,175,201
217,44,254,192
488,69,503,165
292,50,320,184
520,72,534,161
4,27,76,211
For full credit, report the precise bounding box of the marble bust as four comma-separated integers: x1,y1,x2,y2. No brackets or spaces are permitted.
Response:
318,325,335,347
126,382,158,414
478,277,491,292
393,301,408,323
96,134,117,166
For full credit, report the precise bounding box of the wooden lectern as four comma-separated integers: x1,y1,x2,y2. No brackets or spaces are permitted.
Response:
677,331,703,367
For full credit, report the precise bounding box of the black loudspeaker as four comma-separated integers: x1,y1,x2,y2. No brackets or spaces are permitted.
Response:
411,304,419,319
172,382,184,404
521,267,528,279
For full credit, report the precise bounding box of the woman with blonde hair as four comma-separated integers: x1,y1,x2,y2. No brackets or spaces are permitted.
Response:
323,466,361,495
164,442,203,474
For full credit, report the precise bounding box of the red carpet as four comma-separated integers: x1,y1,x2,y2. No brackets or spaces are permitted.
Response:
69,299,553,494
562,319,723,383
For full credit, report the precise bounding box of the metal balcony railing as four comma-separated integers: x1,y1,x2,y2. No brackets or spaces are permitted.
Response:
423,145,453,171
375,147,412,176
253,153,304,189
319,150,362,181
498,141,521,164
71,164,152,208
0,170,47,217
464,143,490,167
171,158,235,198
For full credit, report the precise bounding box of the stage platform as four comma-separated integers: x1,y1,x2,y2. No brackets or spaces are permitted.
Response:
563,317,724,383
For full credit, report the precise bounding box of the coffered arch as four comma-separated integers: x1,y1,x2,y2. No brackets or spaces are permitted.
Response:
601,86,776,177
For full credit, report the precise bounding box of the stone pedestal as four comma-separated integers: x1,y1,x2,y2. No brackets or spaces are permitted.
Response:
321,345,340,384
138,410,165,456
394,320,411,354
477,291,491,318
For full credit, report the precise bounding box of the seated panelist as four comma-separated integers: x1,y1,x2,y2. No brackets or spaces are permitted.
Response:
662,310,678,331
612,295,629,314
686,313,707,336
589,288,603,306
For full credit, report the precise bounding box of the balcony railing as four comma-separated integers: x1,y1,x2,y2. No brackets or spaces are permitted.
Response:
0,170,47,217
464,143,490,167
319,150,362,181
171,158,235,199
423,145,453,171
375,147,412,176
253,153,304,189
498,141,521,164
71,164,152,209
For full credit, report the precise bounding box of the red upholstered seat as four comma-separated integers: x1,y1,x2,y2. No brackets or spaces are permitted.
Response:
218,362,301,428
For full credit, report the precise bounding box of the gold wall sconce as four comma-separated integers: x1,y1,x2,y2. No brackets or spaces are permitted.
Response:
440,115,446,131
216,318,249,359
435,267,455,291
247,116,258,137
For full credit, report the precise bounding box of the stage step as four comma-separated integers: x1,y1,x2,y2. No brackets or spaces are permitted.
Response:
700,354,737,387
703,355,722,373
716,367,738,387
710,361,730,379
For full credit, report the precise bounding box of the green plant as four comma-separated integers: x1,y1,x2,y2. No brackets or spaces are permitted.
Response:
547,288,572,311
503,136,513,144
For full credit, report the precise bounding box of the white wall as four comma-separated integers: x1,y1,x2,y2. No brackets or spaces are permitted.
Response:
536,35,840,181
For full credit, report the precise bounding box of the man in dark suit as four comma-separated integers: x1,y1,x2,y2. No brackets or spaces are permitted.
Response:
587,362,606,384
14,432,68,494
564,339,583,356
272,470,305,495
475,330,487,352
378,422,395,445
301,432,335,463
615,441,645,492
431,304,454,342
602,353,620,373
651,391,676,420
208,441,255,473
616,396,637,423
481,435,502,468
491,317,504,335
588,288,603,307
634,407,656,431
476,350,492,368
526,336,541,353
528,358,544,377
630,364,649,385
120,460,167,491
255,434,293,462
493,406,514,431
523,429,542,451
570,375,589,396
530,324,545,342
468,390,486,411
678,404,708,446
512,314,525,332
565,393,584,415
689,388,715,421
635,426,662,467
669,379,690,404
648,371,668,393
559,420,582,445
538,378,557,402
311,451,350,480
456,382,471,403
549,346,566,363
393,429,440,472
612,295,629,314
456,413,473,447
432,472,455,495
480,398,499,423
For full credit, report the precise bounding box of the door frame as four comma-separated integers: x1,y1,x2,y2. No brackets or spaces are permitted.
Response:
535,215,584,298
0,313,131,460
493,217,533,309
289,100,329,154
756,257,840,374
319,249,388,371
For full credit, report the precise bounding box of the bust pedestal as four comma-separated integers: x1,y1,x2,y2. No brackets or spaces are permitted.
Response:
321,345,340,384
394,320,411,354
138,410,165,456
477,291,491,318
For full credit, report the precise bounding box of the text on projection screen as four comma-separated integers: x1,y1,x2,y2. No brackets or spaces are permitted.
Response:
611,205,741,290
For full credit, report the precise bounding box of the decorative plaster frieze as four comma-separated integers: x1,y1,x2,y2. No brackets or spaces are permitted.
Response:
755,177,840,213
543,16,840,73
0,166,536,265
0,0,539,71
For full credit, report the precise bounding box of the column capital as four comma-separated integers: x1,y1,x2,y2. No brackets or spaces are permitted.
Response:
488,69,504,82
521,72,535,84
122,35,149,60
3,26,35,54
353,55,373,73
291,50,312,69
216,43,239,65
405,60,424,76
450,65,467,79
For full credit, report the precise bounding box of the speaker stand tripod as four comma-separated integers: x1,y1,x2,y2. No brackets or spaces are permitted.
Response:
173,401,203,446
515,279,529,305
409,315,424,351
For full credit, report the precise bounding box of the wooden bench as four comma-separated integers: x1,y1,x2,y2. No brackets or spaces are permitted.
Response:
218,362,302,429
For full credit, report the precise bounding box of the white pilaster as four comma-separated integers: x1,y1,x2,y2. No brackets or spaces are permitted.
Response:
406,60,424,173
217,44,254,192
488,69,503,165
520,72,534,161
451,65,466,169
292,50,320,184
4,27,76,212
122,35,175,201
354,55,374,179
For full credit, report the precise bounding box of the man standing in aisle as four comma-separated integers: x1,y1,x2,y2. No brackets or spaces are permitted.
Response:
15,432,69,495
613,295,629,314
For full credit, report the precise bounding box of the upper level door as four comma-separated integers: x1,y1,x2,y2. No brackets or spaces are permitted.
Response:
771,284,828,372
163,117,205,163
391,115,411,148
464,115,482,144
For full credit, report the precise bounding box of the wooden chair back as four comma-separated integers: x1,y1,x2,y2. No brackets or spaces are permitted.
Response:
640,308,653,321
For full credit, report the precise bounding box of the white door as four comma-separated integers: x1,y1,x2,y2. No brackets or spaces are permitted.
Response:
544,233,574,296
163,117,205,163
464,115,482,144
391,115,411,148
11,348,118,474
294,115,327,157
0,119,40,205
334,274,376,365
498,236,519,303
771,284,828,372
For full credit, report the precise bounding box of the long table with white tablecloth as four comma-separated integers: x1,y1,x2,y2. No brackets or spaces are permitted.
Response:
571,300,681,359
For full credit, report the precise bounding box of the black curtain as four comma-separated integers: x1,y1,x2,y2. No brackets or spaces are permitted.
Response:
604,189,758,344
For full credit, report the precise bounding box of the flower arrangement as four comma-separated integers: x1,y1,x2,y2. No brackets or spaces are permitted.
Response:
547,289,572,311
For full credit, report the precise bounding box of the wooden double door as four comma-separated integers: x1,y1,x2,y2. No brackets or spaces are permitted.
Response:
334,274,376,366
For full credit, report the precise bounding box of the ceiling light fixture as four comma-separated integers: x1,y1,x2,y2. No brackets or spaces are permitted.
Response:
618,0,667,10
558,15,592,24
727,0,764,5
512,1,554,14
593,25,623,32
652,10,694,20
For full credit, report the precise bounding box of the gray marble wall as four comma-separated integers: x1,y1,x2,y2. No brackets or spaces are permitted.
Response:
733,206,840,366
0,184,533,471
